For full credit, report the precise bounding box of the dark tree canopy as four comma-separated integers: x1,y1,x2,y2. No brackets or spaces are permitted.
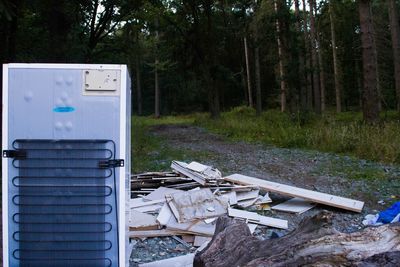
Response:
0,0,399,120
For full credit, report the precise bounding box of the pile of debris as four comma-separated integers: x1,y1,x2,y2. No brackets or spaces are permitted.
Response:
129,160,365,255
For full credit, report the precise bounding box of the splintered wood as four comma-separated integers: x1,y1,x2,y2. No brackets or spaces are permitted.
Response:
129,161,364,247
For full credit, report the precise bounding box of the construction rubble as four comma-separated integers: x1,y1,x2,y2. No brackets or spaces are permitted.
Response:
129,160,365,266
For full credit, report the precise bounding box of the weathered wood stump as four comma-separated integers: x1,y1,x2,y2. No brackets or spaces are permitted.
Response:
194,211,400,267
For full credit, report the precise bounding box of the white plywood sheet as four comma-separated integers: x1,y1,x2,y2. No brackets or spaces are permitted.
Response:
129,210,159,230
166,188,228,223
143,187,183,201
139,253,194,267
272,197,316,214
228,208,288,229
224,174,364,212
156,203,173,226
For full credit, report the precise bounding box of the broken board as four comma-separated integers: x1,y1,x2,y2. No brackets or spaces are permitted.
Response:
143,187,183,201
271,197,316,214
166,188,228,223
224,174,364,213
228,208,288,229
166,216,215,236
129,210,160,230
138,253,194,267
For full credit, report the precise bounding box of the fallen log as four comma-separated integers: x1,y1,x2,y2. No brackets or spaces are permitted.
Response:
194,211,400,267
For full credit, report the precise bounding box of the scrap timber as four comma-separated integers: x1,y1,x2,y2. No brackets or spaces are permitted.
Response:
224,173,364,212
129,161,366,258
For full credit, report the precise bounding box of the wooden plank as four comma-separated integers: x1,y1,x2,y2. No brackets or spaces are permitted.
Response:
237,197,260,208
166,216,215,236
143,187,183,201
129,229,185,238
182,235,195,244
236,189,260,201
193,236,212,247
171,161,206,185
204,217,217,224
247,223,258,234
228,208,288,229
156,203,173,226
220,191,238,205
129,210,160,230
271,197,316,214
133,204,163,213
130,198,165,208
139,253,195,267
228,208,259,221
187,161,209,172
224,174,364,213
257,193,272,204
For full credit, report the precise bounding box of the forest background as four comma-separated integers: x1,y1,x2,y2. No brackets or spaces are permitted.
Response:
1,0,400,166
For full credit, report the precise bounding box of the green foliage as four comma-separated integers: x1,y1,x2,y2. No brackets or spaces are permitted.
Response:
131,115,208,173
194,107,400,165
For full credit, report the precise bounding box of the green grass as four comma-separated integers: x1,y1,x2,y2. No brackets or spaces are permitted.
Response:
131,115,209,173
193,106,400,165
132,107,400,176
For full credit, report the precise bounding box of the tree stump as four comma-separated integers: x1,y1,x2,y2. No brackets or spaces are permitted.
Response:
194,211,400,267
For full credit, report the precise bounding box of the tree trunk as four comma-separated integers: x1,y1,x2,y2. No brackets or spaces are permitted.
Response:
359,0,380,123
295,0,307,111
388,0,400,113
194,211,400,267
241,67,248,104
309,0,321,114
154,58,160,118
303,0,313,111
314,1,326,112
329,0,342,113
244,37,253,108
154,19,160,118
275,0,287,112
135,54,143,116
255,46,262,115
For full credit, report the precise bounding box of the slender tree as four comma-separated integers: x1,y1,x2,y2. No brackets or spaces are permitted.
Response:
135,54,143,116
294,0,307,111
309,0,321,114
303,0,313,110
244,36,254,107
275,0,287,112
329,0,342,112
255,45,262,115
154,18,160,118
314,0,326,112
388,0,400,113
252,0,262,115
359,0,380,122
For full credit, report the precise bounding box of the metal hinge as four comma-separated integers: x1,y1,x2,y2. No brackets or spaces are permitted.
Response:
98,159,124,168
3,150,27,159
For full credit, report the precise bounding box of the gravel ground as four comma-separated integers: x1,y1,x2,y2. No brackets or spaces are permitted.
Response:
1,124,399,266
128,124,400,265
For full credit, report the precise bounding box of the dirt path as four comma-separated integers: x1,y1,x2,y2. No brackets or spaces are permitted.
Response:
150,124,400,232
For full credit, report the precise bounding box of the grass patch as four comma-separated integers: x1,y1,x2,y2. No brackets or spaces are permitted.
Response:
132,115,209,173
132,107,400,178
193,106,400,165
315,155,389,180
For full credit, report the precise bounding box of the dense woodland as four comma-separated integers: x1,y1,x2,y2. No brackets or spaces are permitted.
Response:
0,0,399,123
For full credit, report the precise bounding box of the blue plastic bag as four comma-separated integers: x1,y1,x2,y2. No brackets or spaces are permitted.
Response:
377,201,400,224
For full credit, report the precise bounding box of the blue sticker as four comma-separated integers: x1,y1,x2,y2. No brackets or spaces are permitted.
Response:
53,106,75,113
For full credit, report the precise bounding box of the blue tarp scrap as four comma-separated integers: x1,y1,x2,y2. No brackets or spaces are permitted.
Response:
377,201,400,224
